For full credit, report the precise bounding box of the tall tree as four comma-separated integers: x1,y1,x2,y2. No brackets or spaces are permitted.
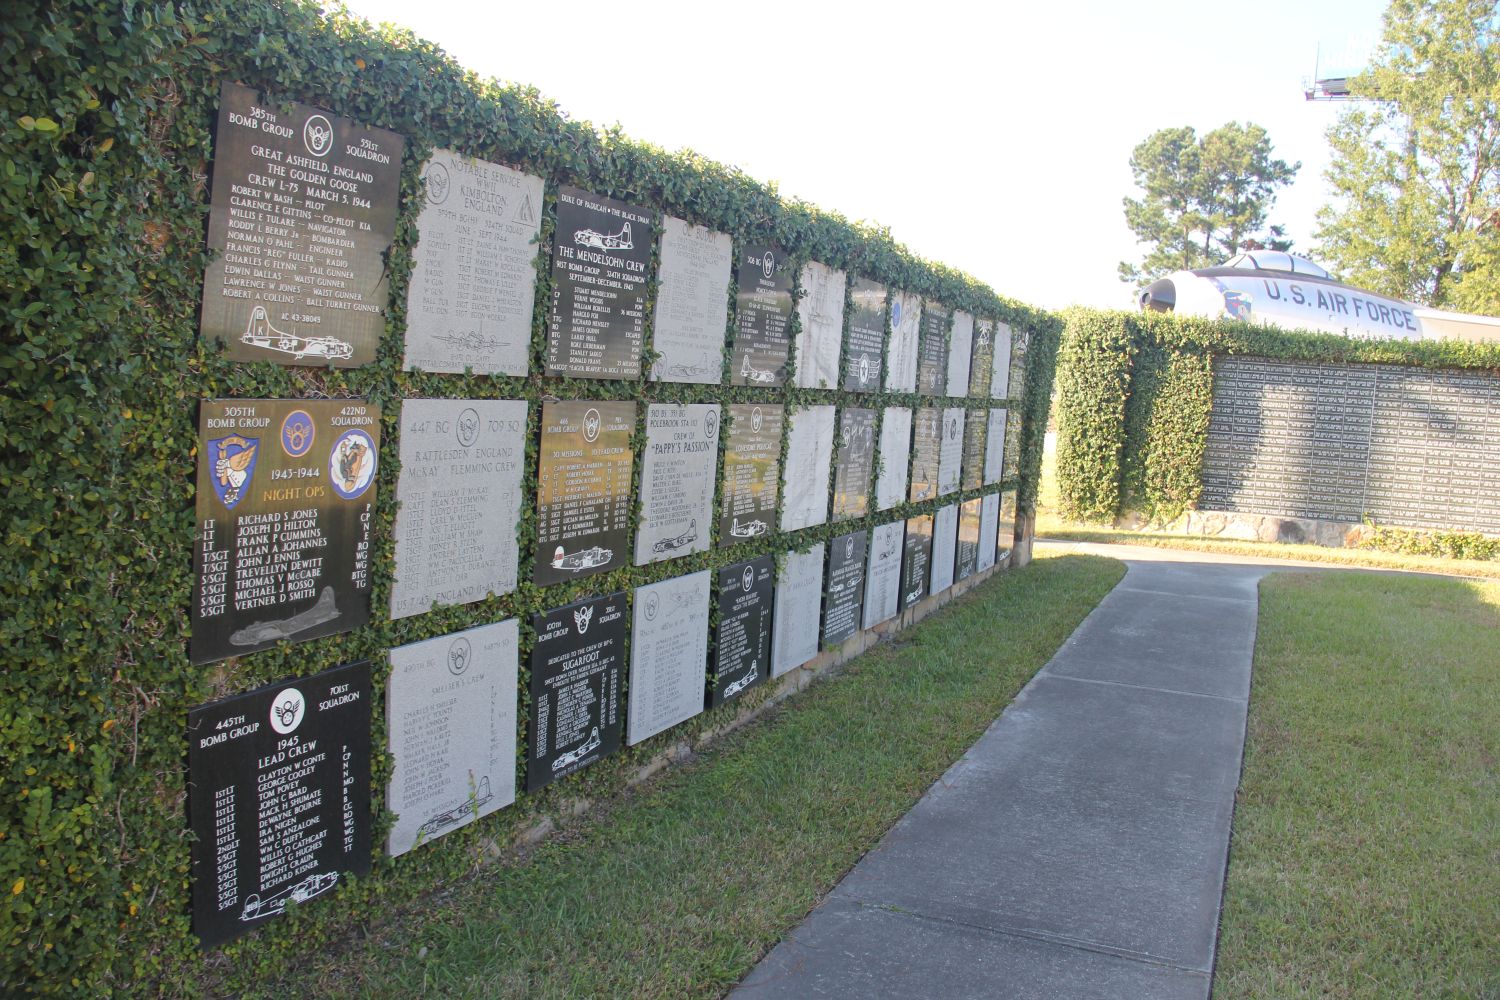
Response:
1119,122,1298,285
1316,0,1500,311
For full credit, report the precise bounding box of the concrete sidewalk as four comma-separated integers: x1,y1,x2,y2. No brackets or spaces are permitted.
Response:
734,554,1269,1000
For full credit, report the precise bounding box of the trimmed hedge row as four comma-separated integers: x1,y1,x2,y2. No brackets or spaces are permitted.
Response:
1,1,1059,994
1055,309,1500,526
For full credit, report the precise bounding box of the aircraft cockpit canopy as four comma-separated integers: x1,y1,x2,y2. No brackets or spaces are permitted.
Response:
1221,251,1331,280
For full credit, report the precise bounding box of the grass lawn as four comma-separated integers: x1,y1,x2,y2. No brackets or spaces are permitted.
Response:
1037,526,1500,581
246,553,1125,999
1214,572,1499,998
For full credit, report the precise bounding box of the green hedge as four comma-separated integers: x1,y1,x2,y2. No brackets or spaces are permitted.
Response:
0,2,1058,993
1055,309,1500,526
1054,309,1134,521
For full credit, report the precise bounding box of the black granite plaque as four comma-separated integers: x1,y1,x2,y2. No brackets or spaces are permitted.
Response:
901,514,933,609
961,409,987,491
843,278,887,393
719,403,782,546
547,186,653,379
201,82,403,368
730,245,794,387
192,399,379,665
909,407,942,503
955,498,982,582
527,593,626,791
534,401,634,585
187,660,371,946
917,305,949,396
823,529,868,648
832,408,876,521
968,318,994,398
711,555,775,706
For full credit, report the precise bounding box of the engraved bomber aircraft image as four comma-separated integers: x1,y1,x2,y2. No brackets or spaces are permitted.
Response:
551,545,614,572
740,354,778,385
240,304,355,362
228,586,340,646
728,517,768,539
239,870,339,922
551,727,602,771
723,663,759,699
573,221,633,252
652,519,698,554
416,775,494,839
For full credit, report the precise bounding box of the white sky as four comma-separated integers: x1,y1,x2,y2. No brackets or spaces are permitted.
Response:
335,0,1387,311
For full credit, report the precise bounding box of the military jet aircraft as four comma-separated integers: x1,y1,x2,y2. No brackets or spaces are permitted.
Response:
1138,250,1500,342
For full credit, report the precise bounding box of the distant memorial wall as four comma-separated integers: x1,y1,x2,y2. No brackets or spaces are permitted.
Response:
1202,357,1500,534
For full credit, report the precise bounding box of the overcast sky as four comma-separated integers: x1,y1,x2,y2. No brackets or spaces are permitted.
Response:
336,0,1386,311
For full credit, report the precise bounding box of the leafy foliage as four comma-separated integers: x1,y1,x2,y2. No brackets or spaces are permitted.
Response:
1054,310,1134,522
1351,518,1500,560
1119,122,1298,285
1119,347,1213,525
1316,0,1500,310
1054,309,1500,524
0,1,1057,994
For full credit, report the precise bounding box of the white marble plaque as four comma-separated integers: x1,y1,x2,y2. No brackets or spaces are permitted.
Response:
946,310,974,398
991,321,1013,399
862,521,905,629
773,543,825,677
404,151,543,375
651,217,731,384
391,399,528,620
635,403,721,565
985,408,1008,485
628,571,710,744
386,619,519,856
885,290,922,392
978,493,1000,572
937,406,965,496
876,407,913,511
795,262,846,389
931,502,959,594
781,404,836,531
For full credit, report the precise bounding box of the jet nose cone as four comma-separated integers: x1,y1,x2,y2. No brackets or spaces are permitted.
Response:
1140,278,1176,312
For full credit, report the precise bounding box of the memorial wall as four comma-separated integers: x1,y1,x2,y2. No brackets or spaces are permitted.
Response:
182,84,1032,944
1202,356,1500,533
1053,309,1500,537
0,4,1060,984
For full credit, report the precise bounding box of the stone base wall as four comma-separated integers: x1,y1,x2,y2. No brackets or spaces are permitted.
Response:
1116,507,1368,548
